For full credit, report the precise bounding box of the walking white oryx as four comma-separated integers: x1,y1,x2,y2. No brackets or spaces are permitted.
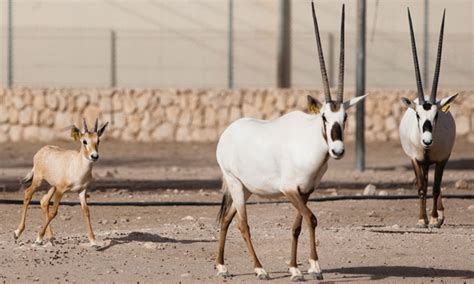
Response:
399,8,458,228
14,118,108,248
215,2,367,281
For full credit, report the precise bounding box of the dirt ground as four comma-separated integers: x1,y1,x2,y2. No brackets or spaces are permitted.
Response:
0,140,473,283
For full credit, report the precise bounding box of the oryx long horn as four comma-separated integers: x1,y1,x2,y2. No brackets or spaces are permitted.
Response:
94,118,99,132
407,8,425,103
83,118,89,133
336,4,345,103
311,1,332,102
430,9,446,104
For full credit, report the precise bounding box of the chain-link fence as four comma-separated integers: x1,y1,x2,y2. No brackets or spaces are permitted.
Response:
1,0,473,89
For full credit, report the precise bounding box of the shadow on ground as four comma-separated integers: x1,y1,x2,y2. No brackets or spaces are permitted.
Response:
325,266,474,280
99,231,215,251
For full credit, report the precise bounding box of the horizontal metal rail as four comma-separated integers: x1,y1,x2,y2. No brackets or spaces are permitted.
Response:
0,194,472,207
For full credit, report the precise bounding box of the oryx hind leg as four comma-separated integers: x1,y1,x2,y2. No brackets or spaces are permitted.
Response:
40,187,57,241
224,175,268,279
216,202,237,278
14,175,41,241
430,161,447,228
36,190,64,245
284,190,323,280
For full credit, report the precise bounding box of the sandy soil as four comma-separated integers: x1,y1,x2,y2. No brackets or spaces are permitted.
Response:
0,140,472,283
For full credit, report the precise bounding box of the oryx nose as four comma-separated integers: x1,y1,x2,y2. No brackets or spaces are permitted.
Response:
331,148,345,157
90,154,99,161
423,139,432,146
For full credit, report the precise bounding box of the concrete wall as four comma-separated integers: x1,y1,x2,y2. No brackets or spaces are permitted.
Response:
0,88,472,143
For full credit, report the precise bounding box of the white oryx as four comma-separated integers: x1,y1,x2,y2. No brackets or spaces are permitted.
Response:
215,2,367,281
399,8,458,228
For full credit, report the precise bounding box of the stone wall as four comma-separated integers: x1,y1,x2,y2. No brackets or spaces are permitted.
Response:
0,88,472,143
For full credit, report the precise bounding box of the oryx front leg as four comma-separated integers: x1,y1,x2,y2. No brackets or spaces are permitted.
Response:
412,160,429,228
79,190,99,248
40,187,57,241
430,161,447,228
288,193,310,282
285,191,323,280
36,190,64,245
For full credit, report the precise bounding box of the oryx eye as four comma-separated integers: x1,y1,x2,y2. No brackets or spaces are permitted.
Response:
416,113,420,120
322,115,327,123
435,112,439,120
83,140,88,145
344,114,348,122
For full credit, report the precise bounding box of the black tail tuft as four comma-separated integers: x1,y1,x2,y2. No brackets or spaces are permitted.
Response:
21,171,34,189
217,180,233,225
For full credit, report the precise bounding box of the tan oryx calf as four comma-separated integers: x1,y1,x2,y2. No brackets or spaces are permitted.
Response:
215,2,367,281
399,8,458,228
14,118,108,248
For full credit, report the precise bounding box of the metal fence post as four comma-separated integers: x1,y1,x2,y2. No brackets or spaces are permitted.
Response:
277,0,291,88
355,0,366,171
7,0,13,88
228,0,234,89
110,30,117,88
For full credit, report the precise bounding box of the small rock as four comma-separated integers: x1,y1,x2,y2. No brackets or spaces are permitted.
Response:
368,211,378,217
99,219,108,225
467,205,474,211
455,179,469,190
378,190,388,196
120,218,129,223
391,224,400,229
60,215,72,221
363,184,377,196
144,242,157,250
181,216,196,221
180,273,190,278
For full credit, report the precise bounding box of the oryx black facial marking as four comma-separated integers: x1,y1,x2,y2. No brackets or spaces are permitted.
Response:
330,123,343,141
422,103,432,111
422,120,433,133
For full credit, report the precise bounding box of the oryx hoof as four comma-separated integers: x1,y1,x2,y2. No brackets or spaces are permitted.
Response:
428,218,444,228
34,239,43,246
309,272,324,280
255,268,269,280
13,231,19,242
216,264,230,278
289,267,304,282
415,220,428,228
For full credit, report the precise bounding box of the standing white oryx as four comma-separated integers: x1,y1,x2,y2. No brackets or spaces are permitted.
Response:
215,2,367,281
399,8,458,228
14,118,108,248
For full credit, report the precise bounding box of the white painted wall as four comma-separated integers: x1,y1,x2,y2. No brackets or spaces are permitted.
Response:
0,0,472,88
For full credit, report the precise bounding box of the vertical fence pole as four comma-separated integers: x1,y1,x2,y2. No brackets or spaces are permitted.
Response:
277,0,291,88
110,30,117,88
423,0,429,91
355,0,366,171
328,33,335,88
7,0,13,88
227,0,234,89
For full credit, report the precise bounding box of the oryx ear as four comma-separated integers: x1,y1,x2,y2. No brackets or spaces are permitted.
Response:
343,94,368,109
307,95,322,114
98,121,109,137
439,93,458,108
401,97,415,109
71,126,81,141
